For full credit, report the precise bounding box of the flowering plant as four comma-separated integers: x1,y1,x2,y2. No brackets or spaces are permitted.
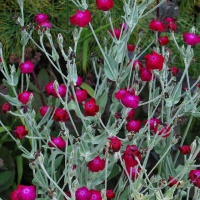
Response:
0,0,200,200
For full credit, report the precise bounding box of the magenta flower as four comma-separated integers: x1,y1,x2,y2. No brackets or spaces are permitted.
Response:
189,169,200,188
122,145,142,168
48,136,66,149
34,13,48,24
124,166,141,180
14,125,28,139
163,17,177,31
75,187,92,200
178,145,191,155
109,28,121,39
168,176,180,187
40,20,52,29
90,189,102,200
17,185,36,200
64,191,71,200
108,136,122,152
87,156,106,172
70,10,91,27
168,22,177,31
154,125,171,138
120,22,128,31
115,88,128,100
84,98,99,116
76,76,83,86
106,189,115,199
158,36,170,46
144,50,164,71
96,0,114,11
140,68,152,82
121,93,140,109
19,60,35,74
53,108,69,122
10,186,19,200
145,118,161,130
169,66,179,76
183,33,200,46
126,120,141,132
39,105,49,117
52,84,67,98
131,60,143,70
72,89,88,103
18,91,33,104
39,105,53,116
45,82,67,98
149,19,166,32
164,17,176,23
127,44,136,52
45,81,54,95
126,109,135,121
2,102,11,114
10,185,36,200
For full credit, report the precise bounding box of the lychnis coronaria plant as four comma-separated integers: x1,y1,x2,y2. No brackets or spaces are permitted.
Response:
0,0,200,199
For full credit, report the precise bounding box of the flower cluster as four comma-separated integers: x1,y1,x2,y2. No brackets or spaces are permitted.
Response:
189,169,200,188
34,13,52,28
115,88,140,109
122,145,142,180
75,187,115,200
45,82,67,98
3,0,200,199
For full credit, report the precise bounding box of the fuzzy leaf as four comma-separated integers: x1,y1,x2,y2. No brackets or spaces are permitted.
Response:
0,92,20,106
79,139,90,157
96,89,108,113
84,152,99,162
10,72,19,86
21,31,30,45
54,155,64,170
104,55,118,81
108,163,121,180
91,133,107,145
120,64,132,83
172,83,182,104
91,160,115,186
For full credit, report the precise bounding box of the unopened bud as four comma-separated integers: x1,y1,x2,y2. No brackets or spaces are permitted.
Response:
57,33,63,47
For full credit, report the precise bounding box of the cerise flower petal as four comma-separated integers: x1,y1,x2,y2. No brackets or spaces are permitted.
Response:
144,50,164,71
87,156,106,172
96,0,114,11
149,19,166,32
183,33,200,46
75,187,92,200
70,10,91,28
